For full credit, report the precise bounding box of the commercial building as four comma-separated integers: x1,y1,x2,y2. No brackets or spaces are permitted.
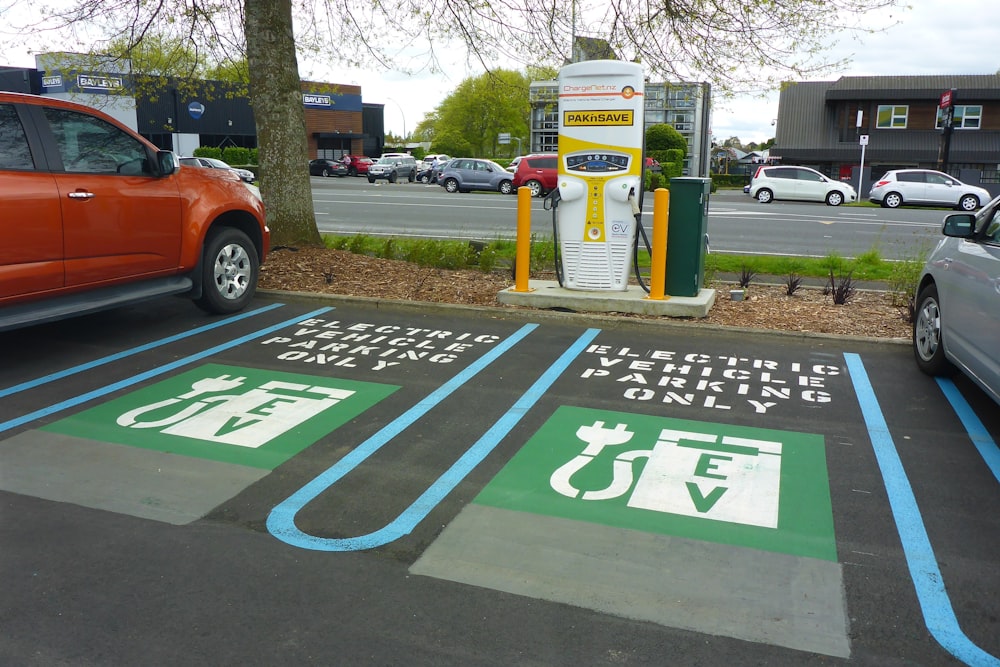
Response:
0,52,390,158
770,74,1000,193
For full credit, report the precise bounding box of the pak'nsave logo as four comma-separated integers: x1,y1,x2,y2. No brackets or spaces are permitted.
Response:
42,364,398,470
563,110,634,126
475,406,836,561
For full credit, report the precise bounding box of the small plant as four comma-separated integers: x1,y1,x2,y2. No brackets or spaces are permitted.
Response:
478,246,498,272
785,272,802,296
887,244,931,321
821,251,847,276
380,237,397,260
347,233,368,255
828,269,857,305
737,262,757,288
850,245,885,280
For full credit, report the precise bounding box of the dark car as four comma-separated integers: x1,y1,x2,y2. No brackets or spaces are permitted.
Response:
309,158,348,178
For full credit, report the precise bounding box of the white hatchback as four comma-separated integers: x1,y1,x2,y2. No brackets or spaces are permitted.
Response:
868,169,990,211
749,165,857,206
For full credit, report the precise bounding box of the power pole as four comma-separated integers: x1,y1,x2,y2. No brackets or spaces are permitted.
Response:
937,89,956,172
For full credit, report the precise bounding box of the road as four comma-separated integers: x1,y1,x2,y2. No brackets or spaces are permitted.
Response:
310,176,948,260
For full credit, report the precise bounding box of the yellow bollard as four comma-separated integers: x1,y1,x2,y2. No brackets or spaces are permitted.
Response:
646,187,669,300
512,186,533,292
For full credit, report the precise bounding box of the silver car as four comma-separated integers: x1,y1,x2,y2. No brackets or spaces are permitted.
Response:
180,156,256,183
438,158,514,194
367,155,417,183
914,195,1000,404
869,169,990,211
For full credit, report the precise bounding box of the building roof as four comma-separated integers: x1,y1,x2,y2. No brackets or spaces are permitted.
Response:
825,74,1000,101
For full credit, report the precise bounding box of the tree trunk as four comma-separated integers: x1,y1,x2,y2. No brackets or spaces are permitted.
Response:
245,0,321,247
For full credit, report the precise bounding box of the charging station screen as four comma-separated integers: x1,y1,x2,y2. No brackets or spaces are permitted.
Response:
565,153,630,173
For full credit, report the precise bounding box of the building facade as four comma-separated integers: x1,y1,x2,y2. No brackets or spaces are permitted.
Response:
528,78,711,177
0,53,389,159
771,74,1000,192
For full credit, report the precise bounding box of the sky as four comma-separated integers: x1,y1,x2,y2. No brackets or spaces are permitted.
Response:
2,0,997,145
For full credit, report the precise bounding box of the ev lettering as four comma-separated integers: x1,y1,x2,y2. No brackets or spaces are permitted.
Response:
549,422,781,528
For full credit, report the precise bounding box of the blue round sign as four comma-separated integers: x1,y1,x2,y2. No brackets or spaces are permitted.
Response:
188,101,205,119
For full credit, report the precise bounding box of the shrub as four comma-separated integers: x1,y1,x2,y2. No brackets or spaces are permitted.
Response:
828,270,857,305
193,146,222,159
222,146,252,166
785,273,802,296
738,262,757,288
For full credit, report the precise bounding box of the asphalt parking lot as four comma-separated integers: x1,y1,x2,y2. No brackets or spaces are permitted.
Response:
2,293,999,666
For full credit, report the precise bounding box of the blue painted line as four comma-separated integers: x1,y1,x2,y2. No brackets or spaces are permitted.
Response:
0,307,334,435
936,378,1000,486
0,303,285,399
844,353,1000,667
267,326,601,552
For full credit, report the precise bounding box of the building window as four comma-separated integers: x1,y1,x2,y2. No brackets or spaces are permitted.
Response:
936,104,982,129
876,105,908,128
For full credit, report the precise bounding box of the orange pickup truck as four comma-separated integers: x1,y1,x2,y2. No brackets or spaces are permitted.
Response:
0,91,270,331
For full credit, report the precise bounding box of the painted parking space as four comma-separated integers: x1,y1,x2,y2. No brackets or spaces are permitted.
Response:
1,296,999,665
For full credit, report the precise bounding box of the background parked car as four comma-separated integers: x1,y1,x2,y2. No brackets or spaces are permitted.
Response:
506,156,522,172
180,156,256,183
913,195,1000,405
511,153,558,197
418,154,450,183
438,158,515,194
308,158,348,177
749,165,856,206
368,155,418,183
644,156,662,173
868,169,990,211
341,155,373,177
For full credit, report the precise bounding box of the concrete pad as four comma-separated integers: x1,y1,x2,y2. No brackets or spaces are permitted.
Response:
0,431,268,525
497,280,715,317
412,504,850,659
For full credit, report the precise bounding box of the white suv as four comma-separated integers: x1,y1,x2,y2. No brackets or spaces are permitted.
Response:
868,169,990,211
368,155,417,183
749,165,856,206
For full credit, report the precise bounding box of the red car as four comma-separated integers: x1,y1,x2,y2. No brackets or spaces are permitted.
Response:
341,155,374,177
511,153,558,197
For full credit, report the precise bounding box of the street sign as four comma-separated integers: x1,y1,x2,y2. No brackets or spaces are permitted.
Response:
498,132,511,144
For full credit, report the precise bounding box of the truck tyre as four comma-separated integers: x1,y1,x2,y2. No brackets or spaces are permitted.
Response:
195,227,259,314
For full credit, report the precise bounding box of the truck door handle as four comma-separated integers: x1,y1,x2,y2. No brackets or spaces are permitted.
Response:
68,191,95,199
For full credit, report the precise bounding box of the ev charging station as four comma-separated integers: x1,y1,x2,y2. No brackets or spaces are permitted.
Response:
556,60,645,291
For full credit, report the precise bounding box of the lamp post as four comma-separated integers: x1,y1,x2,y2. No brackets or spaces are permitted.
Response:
386,97,406,143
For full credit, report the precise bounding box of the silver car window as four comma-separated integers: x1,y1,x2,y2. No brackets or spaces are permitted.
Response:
983,208,1000,243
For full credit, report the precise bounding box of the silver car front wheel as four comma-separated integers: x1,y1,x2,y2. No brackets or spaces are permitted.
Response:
913,283,954,376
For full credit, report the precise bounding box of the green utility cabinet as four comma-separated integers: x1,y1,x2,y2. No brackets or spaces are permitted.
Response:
665,177,711,297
